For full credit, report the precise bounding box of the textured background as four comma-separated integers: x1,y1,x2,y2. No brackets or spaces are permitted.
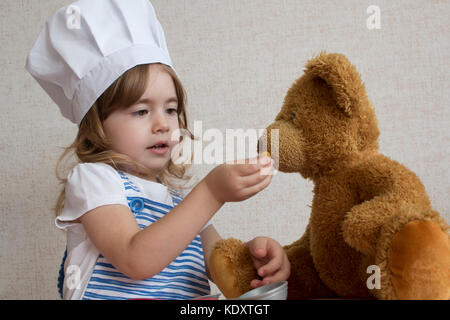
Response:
1,0,449,299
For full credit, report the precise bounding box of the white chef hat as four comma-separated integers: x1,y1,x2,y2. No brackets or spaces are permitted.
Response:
25,0,175,125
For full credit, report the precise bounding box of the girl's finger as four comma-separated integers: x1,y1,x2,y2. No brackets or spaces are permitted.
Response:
239,163,273,188
248,237,268,258
240,170,273,198
262,256,291,284
239,170,267,189
250,279,264,288
262,267,290,284
257,249,283,277
248,237,269,271
232,156,272,176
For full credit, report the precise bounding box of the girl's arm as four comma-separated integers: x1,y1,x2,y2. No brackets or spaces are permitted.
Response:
80,179,222,280
80,157,274,280
200,224,222,281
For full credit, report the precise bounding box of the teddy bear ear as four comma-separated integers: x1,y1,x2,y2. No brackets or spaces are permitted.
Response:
304,52,366,117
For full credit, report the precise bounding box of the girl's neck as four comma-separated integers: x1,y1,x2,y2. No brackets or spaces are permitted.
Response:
121,167,160,184
133,172,159,183
115,163,164,184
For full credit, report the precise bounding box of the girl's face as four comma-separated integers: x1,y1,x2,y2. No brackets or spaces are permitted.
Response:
103,65,180,181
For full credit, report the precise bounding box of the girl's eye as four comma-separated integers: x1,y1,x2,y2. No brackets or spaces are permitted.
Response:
133,109,148,117
167,107,178,115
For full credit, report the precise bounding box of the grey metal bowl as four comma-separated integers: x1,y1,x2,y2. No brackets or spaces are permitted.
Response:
190,293,221,300
232,281,288,300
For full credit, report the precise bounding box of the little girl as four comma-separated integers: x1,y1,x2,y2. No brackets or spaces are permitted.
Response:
26,0,289,300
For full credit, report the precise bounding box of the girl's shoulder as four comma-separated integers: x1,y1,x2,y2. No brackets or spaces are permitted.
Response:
58,162,128,230
67,162,122,184
70,161,117,174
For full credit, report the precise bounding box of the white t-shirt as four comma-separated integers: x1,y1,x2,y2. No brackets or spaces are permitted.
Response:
56,162,211,300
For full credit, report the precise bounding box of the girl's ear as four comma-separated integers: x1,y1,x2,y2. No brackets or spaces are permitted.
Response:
304,52,367,117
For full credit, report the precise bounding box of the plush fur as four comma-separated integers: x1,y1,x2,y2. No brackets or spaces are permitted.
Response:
209,52,450,299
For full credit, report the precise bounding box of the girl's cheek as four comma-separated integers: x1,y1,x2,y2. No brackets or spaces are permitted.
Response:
170,129,181,143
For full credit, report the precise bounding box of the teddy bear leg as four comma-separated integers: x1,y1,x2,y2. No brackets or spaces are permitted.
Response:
377,209,450,300
285,237,338,299
389,220,450,299
209,238,257,298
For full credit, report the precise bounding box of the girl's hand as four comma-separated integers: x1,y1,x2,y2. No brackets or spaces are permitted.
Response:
203,156,274,204
247,237,290,288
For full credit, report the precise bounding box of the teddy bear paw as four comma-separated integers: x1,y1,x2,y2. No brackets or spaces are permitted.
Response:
209,238,257,298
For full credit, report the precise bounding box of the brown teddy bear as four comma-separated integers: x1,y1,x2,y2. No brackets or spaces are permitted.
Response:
209,52,450,300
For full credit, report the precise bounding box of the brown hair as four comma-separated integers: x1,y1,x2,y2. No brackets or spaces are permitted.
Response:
54,63,194,217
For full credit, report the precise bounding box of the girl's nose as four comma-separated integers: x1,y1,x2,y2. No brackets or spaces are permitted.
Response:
152,110,170,133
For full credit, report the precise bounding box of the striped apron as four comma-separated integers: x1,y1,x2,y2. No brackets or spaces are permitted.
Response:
81,171,210,300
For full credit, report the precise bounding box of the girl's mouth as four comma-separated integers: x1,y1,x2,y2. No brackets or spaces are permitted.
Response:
148,143,169,155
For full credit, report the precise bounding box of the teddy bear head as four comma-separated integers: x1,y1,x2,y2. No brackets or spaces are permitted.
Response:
261,52,380,180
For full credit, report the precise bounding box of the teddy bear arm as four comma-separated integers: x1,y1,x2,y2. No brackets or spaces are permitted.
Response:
209,238,257,298
342,195,401,257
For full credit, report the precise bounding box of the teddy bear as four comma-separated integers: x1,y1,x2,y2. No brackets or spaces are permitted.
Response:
209,52,450,300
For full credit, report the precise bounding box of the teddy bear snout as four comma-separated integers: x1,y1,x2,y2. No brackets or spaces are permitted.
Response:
258,121,307,174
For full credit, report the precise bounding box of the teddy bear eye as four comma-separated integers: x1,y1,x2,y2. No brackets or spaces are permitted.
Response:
291,111,296,119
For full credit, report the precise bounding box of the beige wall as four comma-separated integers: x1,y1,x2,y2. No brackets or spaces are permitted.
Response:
1,0,449,299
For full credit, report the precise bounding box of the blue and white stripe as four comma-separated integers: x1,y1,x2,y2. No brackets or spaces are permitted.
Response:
82,173,210,300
